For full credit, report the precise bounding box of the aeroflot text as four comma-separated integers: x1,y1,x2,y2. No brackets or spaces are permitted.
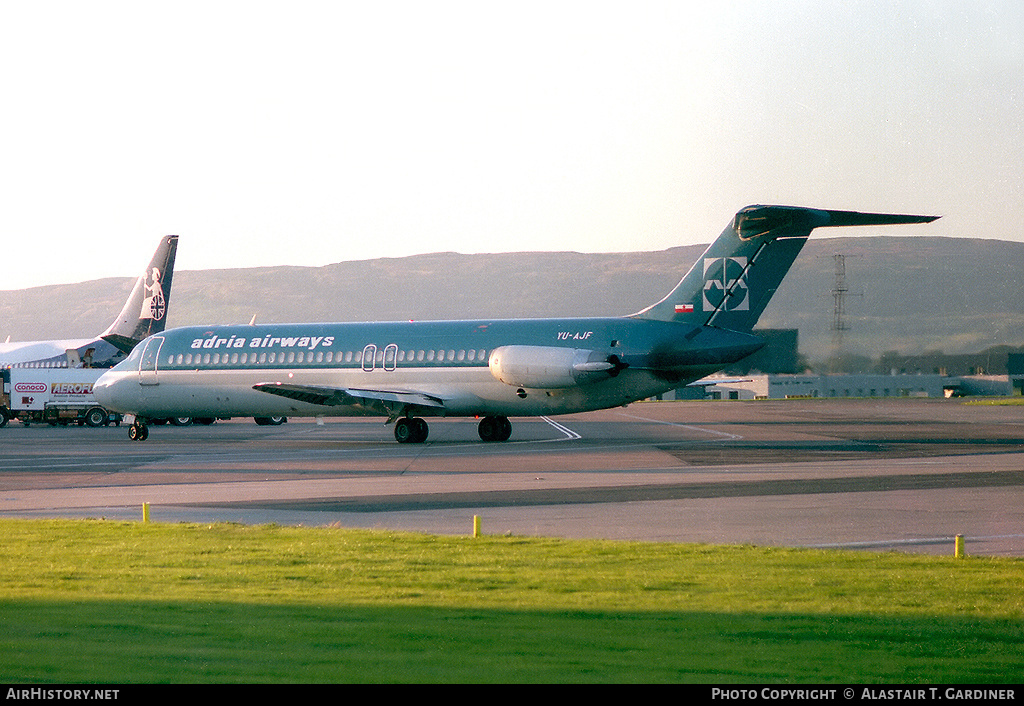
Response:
191,335,335,351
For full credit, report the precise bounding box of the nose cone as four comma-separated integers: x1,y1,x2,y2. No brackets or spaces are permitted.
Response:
93,369,130,413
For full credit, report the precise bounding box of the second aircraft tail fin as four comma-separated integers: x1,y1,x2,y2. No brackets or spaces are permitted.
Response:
633,206,938,332
101,235,179,354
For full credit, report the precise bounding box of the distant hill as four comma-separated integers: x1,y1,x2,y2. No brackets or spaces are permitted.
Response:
2,236,1022,362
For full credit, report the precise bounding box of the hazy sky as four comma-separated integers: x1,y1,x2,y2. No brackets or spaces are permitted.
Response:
2,1,1020,290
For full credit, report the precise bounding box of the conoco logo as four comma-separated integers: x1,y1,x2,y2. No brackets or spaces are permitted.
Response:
14,383,47,393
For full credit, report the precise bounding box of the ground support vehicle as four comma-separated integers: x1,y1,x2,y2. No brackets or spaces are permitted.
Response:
2,368,120,427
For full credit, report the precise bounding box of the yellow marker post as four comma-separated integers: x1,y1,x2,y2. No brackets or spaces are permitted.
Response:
142,502,150,524
955,534,965,558
473,515,481,538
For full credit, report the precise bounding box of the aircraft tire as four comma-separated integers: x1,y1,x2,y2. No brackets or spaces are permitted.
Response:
394,417,429,444
128,423,149,442
394,418,414,443
478,415,512,442
413,417,428,443
170,417,192,426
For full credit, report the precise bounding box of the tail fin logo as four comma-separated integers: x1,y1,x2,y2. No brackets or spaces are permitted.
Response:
141,266,166,321
702,257,749,312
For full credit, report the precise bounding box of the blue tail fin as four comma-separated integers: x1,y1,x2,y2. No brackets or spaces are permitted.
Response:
633,206,938,331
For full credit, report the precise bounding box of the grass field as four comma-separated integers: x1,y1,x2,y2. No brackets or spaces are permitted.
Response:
1,519,1021,683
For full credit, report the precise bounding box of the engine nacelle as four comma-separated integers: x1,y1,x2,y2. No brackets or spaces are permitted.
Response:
488,346,622,389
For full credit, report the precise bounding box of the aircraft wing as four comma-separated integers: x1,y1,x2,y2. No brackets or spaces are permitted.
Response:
252,382,446,410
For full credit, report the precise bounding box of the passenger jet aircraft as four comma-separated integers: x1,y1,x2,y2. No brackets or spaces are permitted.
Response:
1,236,178,369
94,206,937,443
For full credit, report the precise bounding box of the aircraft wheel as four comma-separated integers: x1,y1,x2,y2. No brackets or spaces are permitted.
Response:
170,417,192,426
394,418,414,443
478,415,512,442
394,417,429,444
128,423,149,442
412,417,428,443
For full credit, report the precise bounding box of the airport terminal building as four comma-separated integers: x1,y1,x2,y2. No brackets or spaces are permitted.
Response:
667,329,1022,400
691,373,1013,400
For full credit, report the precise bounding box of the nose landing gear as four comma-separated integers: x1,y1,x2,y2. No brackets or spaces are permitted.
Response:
128,421,149,441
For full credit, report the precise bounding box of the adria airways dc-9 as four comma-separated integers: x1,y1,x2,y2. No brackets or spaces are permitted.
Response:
94,206,937,443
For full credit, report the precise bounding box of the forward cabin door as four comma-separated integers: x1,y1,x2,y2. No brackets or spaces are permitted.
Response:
138,336,164,386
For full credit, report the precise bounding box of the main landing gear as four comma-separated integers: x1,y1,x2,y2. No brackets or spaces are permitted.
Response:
392,415,513,444
394,417,429,444
477,415,512,442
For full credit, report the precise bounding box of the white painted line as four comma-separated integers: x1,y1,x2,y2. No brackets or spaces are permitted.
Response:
614,411,744,441
541,416,582,441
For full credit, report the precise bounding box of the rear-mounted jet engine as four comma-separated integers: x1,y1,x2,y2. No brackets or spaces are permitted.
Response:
488,345,625,389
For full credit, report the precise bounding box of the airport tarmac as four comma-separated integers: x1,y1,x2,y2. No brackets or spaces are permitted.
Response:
2,398,1023,556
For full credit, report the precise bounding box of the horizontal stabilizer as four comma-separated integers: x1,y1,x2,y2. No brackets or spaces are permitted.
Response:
732,205,938,240
635,205,939,330
817,209,940,228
